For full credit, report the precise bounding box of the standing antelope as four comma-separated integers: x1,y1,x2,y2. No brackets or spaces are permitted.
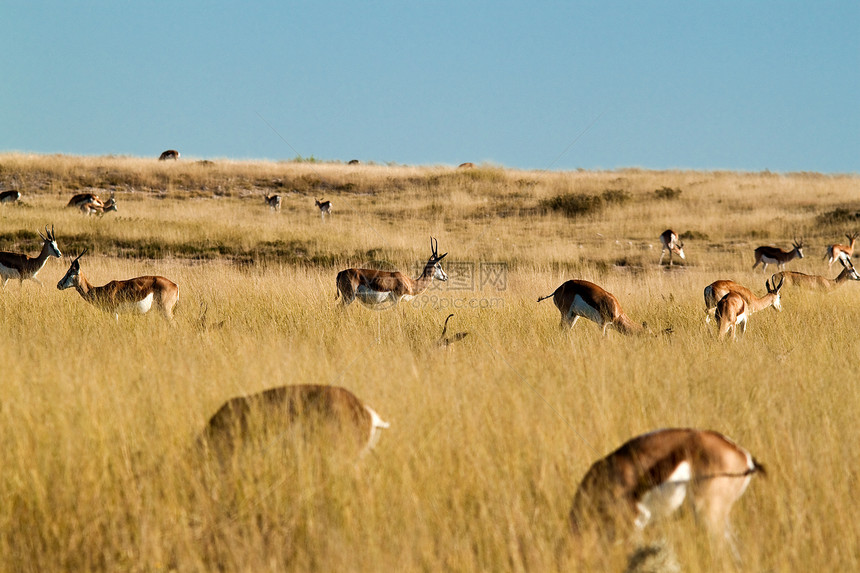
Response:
703,278,783,323
771,267,860,291
715,292,747,340
658,229,685,266
56,250,180,322
336,238,448,308
537,279,646,335
265,194,282,211
0,225,62,287
158,149,180,161
752,238,803,272
315,198,332,219
197,384,389,459
825,232,858,269
67,193,103,208
0,190,21,204
569,428,765,560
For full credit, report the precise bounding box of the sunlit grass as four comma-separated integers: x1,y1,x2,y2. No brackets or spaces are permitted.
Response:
0,154,859,571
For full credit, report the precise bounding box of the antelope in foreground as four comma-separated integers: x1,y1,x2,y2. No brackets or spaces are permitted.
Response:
537,279,646,335
315,198,332,219
56,250,180,322
825,232,858,270
0,190,21,204
752,238,803,272
658,229,685,266
437,313,469,347
265,194,282,211
772,267,860,291
197,384,389,459
569,428,765,561
336,237,448,308
158,149,180,161
703,278,783,323
0,225,62,287
715,292,747,340
80,193,117,216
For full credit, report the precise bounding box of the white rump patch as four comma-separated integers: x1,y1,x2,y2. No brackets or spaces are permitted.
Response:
118,292,154,315
363,406,390,453
635,461,691,529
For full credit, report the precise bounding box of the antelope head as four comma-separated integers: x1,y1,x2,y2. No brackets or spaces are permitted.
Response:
57,249,88,290
766,276,784,311
39,225,62,258
429,237,449,281
792,237,804,258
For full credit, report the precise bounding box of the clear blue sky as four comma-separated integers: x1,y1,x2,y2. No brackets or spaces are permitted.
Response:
2,2,857,173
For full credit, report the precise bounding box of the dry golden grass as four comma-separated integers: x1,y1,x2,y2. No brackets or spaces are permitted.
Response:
1,153,859,571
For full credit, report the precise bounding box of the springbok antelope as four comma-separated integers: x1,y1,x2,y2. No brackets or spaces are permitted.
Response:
315,198,332,219
752,238,803,272
715,292,747,340
158,149,180,161
336,238,448,308
67,192,103,208
771,267,860,291
347,159,360,165
825,232,858,269
457,162,475,169
265,194,282,211
537,279,646,335
569,428,765,558
438,313,469,347
0,225,62,287
56,250,180,322
0,190,21,204
703,278,783,323
658,229,685,266
197,384,389,459
80,193,117,216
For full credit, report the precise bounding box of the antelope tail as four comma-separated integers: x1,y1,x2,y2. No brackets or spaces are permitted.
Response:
537,293,554,303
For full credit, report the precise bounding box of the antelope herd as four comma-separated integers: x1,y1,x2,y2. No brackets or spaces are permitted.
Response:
4,166,859,568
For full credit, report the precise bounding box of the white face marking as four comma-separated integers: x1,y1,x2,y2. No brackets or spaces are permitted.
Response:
49,241,62,258
569,294,604,326
434,264,448,281
635,461,691,529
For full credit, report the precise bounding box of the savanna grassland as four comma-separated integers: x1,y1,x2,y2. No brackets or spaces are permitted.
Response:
0,153,859,572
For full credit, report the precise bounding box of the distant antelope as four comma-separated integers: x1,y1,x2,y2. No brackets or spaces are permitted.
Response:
715,292,747,340
197,384,389,459
56,250,180,322
265,194,282,211
67,192,103,208
315,198,332,219
703,278,783,323
80,193,117,216
348,159,360,165
772,267,860,291
457,162,475,169
0,225,62,287
752,238,803,272
437,313,469,347
158,149,180,161
658,229,685,266
0,190,21,204
569,428,765,560
825,232,858,269
336,237,448,308
537,279,646,335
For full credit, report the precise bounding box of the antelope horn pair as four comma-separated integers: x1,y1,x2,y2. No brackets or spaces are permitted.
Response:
430,236,448,260
38,225,56,242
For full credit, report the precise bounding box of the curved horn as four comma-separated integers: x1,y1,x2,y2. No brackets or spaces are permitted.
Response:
74,248,88,264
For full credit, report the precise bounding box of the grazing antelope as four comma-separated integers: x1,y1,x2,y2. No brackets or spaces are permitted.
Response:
715,292,747,340
825,232,858,269
0,225,62,287
197,384,389,459
569,428,765,559
437,313,469,347
67,192,103,208
348,159,360,165
315,198,332,219
0,190,21,204
80,193,117,216
772,267,860,291
158,149,180,161
752,238,803,272
537,279,646,335
658,229,685,266
265,194,282,211
56,250,180,322
336,237,448,308
457,162,475,169
703,278,783,323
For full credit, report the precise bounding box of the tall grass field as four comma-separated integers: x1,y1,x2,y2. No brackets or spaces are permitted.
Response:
1,153,858,571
